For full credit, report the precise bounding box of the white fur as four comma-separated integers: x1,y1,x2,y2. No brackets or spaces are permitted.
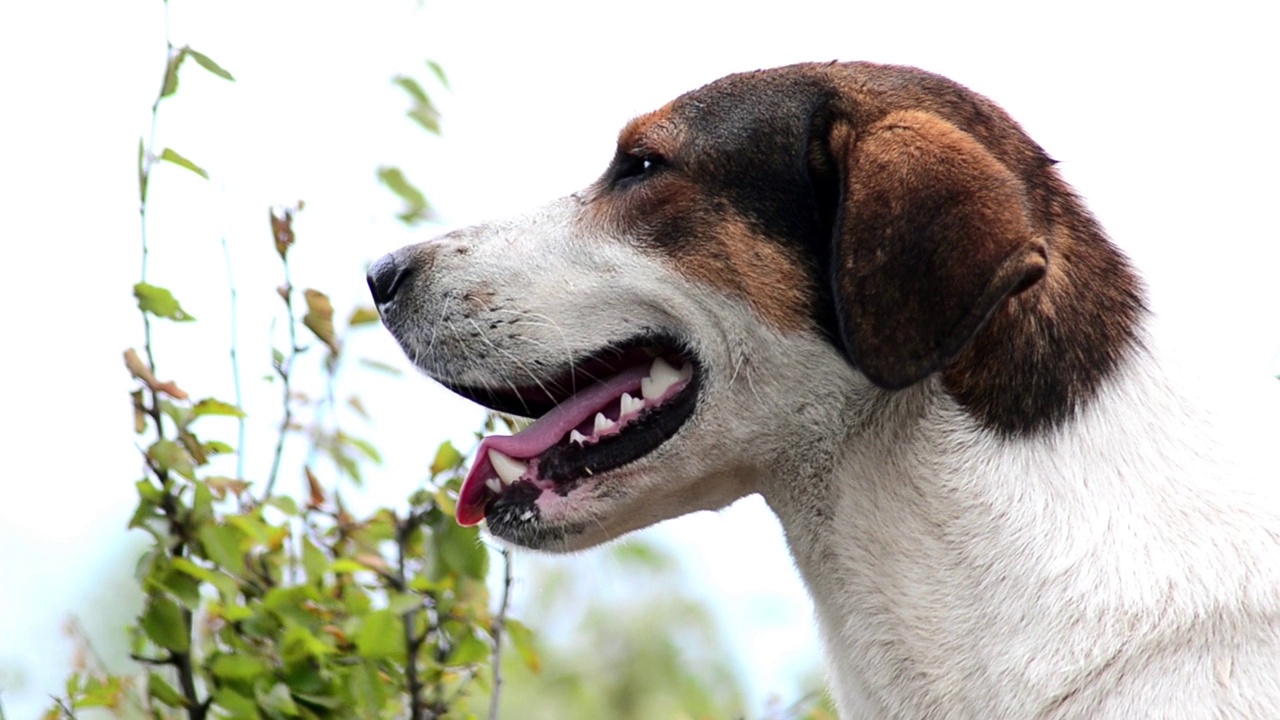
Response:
383,194,1280,718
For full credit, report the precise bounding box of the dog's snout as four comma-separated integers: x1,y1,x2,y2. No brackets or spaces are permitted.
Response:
367,252,412,306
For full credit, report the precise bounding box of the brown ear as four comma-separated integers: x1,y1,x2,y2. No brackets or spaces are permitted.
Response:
828,110,1047,390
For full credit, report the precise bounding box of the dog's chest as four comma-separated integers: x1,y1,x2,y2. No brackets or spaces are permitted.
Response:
775,358,1280,717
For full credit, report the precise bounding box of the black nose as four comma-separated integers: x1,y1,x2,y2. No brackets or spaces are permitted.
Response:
367,253,410,305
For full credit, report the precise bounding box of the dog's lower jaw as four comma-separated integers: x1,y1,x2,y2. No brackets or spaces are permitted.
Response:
481,442,764,554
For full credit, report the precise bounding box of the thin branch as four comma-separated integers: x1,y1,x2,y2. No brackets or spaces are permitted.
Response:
51,697,77,719
263,251,300,499
487,547,513,720
220,231,247,483
171,614,209,720
135,0,176,446
396,512,427,720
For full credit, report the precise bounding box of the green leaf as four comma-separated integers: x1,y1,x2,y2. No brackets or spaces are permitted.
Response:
191,480,213,524
347,305,380,326
192,397,246,418
505,618,540,674
65,673,81,703
446,628,488,666
159,147,209,179
211,687,260,720
430,440,463,476
386,592,422,616
426,59,449,89
343,433,382,464
256,682,298,716
147,671,188,707
157,565,202,608
328,558,366,575
170,557,238,598
134,282,195,321
392,75,428,104
216,601,253,622
160,48,187,98
138,137,148,202
354,609,405,660
376,166,430,224
74,675,124,709
203,440,234,455
267,495,299,516
280,624,333,663
210,654,268,681
197,523,246,575
302,289,339,355
147,439,196,479
301,536,327,582
135,478,162,503
407,103,441,135
436,521,488,580
186,48,235,81
141,594,189,652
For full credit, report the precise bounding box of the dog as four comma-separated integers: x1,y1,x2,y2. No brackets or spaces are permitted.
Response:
369,62,1280,718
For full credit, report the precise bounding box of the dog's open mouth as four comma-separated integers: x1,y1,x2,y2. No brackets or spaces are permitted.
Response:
445,340,700,526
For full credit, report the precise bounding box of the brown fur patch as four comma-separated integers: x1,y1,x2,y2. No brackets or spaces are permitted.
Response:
586,62,1143,434
675,214,816,330
828,109,1048,390
617,102,682,159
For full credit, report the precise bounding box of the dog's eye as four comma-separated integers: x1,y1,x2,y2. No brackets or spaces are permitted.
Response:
613,152,666,186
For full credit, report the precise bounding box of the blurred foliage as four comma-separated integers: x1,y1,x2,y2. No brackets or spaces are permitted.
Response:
474,544,837,720
479,544,746,720
48,4,508,718
39,3,836,720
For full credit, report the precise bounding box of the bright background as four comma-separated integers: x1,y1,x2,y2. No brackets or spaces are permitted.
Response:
2,0,1277,716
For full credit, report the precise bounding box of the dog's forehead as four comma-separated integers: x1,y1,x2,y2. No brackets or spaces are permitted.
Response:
618,65,837,159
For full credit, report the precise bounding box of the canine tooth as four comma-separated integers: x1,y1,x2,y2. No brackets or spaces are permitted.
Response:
488,449,526,485
620,392,644,416
569,429,588,446
485,477,502,494
594,412,615,434
642,357,684,400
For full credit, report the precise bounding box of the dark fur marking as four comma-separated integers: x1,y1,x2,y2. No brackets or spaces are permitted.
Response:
594,62,1143,435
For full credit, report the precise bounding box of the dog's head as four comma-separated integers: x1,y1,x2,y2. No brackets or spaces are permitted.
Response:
369,62,1138,551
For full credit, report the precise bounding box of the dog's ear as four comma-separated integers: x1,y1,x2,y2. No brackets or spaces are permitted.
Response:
820,109,1047,390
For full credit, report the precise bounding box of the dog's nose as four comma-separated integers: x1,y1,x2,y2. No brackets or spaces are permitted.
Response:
367,252,411,305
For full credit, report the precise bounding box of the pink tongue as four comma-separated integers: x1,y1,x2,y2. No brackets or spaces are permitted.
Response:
456,363,652,526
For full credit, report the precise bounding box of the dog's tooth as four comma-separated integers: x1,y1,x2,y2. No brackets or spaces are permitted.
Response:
488,449,526,486
620,392,644,417
485,477,502,494
594,412,615,434
569,429,588,446
642,357,683,400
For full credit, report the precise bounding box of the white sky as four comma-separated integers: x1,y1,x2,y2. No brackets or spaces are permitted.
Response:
2,0,1278,716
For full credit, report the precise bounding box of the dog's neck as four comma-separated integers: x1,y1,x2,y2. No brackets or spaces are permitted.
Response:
758,317,1280,716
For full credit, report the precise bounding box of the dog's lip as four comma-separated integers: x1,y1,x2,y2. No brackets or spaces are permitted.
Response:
454,354,696,526
439,344,665,420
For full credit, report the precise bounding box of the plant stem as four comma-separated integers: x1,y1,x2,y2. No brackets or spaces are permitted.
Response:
221,232,247,483
487,548,513,720
397,512,427,720
263,250,300,499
